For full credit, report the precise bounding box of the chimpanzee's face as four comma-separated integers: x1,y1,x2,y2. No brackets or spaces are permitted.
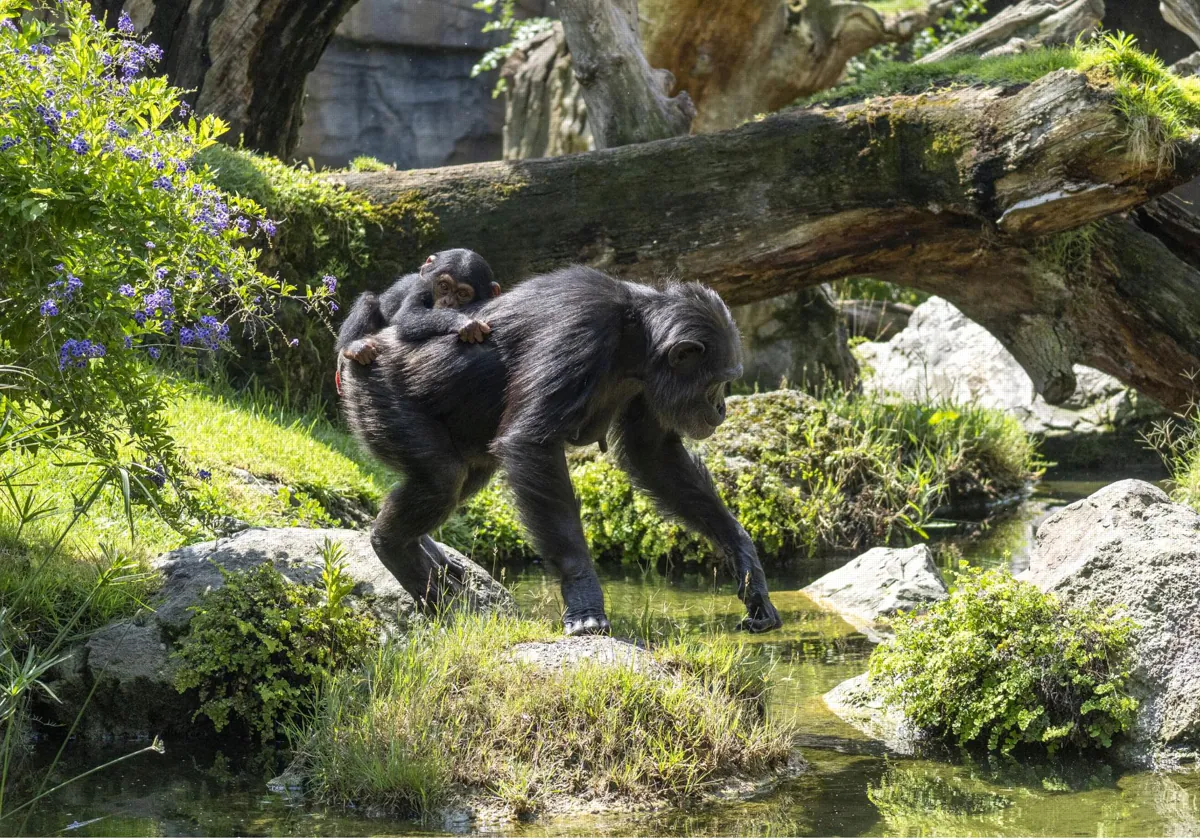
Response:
645,284,743,440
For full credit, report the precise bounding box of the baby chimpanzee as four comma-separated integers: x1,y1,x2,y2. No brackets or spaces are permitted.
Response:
336,249,500,365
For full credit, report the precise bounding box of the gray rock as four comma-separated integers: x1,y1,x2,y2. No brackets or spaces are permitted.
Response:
295,0,548,170
731,286,859,393
857,297,1162,436
1020,479,1200,767
822,674,922,755
510,637,664,676
803,545,948,640
58,527,512,740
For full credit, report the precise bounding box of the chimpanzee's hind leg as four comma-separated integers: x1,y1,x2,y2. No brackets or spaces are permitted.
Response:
371,446,470,612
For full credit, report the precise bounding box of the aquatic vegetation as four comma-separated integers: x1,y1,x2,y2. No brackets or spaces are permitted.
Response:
869,568,1139,754
289,612,793,818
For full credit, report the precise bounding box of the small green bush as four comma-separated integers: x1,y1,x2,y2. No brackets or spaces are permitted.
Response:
0,0,335,476
443,390,1038,568
869,569,1139,754
172,543,378,741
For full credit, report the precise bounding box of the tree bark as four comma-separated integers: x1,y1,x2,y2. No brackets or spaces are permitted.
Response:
918,0,1103,62
555,0,694,147
333,70,1200,409
501,23,593,160
1163,0,1200,48
90,0,358,158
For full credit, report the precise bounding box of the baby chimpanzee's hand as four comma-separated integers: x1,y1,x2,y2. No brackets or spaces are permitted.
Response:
458,320,492,344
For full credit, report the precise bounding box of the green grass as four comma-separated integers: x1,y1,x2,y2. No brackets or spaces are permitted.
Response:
445,389,1039,569
0,379,393,643
289,612,793,819
805,33,1200,164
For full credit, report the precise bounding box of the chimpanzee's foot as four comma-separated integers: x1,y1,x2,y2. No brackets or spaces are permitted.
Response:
342,338,379,365
563,610,612,636
736,590,783,633
413,535,468,611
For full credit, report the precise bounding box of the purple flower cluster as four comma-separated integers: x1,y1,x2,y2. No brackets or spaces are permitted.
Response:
106,119,129,139
257,218,277,238
68,133,89,154
123,146,142,161
179,314,229,350
151,175,172,191
119,41,163,81
40,299,58,317
1,136,18,151
49,271,83,300
117,11,134,34
58,338,105,369
144,287,174,316
0,19,16,33
118,284,135,297
322,275,337,294
197,468,211,482
35,103,61,134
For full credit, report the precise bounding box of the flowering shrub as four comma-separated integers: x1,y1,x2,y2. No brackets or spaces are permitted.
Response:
0,0,335,484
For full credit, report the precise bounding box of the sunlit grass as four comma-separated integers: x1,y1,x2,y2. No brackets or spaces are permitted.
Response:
290,612,794,819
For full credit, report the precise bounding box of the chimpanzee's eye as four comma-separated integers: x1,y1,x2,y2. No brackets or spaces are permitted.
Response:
457,287,473,302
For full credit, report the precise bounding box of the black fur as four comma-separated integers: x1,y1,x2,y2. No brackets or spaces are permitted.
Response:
338,266,782,634
335,249,496,360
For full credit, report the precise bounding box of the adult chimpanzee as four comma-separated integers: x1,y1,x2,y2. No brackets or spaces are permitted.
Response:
336,248,501,365
337,266,782,635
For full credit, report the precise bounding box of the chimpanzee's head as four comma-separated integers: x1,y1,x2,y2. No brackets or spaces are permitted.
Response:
420,248,501,309
643,282,743,440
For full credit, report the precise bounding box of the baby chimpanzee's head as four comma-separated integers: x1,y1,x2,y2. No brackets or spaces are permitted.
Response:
420,249,500,309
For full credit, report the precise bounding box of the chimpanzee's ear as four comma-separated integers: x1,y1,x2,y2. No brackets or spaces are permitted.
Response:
424,254,436,264
490,282,502,298
668,340,705,370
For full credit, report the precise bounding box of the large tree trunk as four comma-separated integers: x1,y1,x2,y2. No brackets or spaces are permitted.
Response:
919,0,1103,62
333,69,1200,410
90,0,358,157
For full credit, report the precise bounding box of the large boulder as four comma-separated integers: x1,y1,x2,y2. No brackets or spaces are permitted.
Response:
803,545,948,640
857,297,1161,437
52,527,513,740
1020,480,1200,767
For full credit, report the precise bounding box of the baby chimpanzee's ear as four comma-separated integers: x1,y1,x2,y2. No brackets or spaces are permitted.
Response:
425,254,436,264
490,282,502,298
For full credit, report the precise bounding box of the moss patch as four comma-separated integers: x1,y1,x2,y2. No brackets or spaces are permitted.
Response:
805,33,1200,162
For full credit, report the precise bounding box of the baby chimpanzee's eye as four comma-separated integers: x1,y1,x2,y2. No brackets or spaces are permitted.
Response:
457,287,473,302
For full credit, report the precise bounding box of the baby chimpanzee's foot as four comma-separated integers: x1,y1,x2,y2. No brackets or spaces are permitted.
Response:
563,610,612,637
342,338,379,365
457,320,491,344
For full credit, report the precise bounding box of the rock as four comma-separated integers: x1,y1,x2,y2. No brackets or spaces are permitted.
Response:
838,299,914,341
822,674,923,756
55,527,513,740
295,0,549,170
803,545,948,640
1019,479,1200,767
731,286,859,392
857,297,1162,437
510,636,664,676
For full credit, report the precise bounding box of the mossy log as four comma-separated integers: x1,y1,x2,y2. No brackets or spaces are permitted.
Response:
332,69,1200,410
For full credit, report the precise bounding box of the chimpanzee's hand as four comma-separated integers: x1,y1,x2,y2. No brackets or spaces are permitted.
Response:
736,591,782,633
458,319,492,344
342,338,379,364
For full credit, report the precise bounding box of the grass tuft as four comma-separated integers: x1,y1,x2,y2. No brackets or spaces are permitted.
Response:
289,612,793,818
